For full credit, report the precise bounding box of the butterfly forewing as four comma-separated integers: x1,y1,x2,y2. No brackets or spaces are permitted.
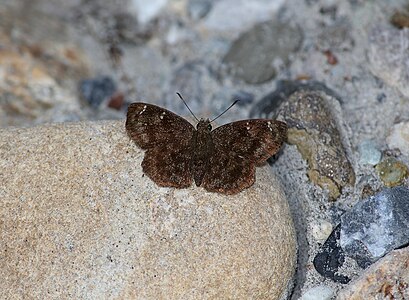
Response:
126,103,195,149
210,120,287,163
200,120,287,194
126,103,195,187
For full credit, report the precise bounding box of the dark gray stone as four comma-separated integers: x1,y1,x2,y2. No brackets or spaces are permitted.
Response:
313,225,350,284
79,76,117,109
340,186,409,268
223,20,303,84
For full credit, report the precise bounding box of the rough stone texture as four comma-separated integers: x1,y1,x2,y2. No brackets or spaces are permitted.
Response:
367,26,409,98
0,120,296,299
387,121,409,157
203,0,285,32
376,157,408,187
277,90,355,200
0,47,88,127
357,140,381,166
337,247,409,300
340,186,409,268
223,20,303,84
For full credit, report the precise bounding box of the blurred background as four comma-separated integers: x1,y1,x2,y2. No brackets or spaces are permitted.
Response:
2,1,409,298
2,0,405,129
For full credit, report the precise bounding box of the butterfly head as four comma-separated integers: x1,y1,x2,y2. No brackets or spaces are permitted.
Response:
196,119,212,132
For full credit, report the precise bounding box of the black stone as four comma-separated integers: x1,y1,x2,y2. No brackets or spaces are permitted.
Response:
313,225,351,284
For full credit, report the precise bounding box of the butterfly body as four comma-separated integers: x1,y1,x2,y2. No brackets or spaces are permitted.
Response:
191,119,214,186
126,103,287,195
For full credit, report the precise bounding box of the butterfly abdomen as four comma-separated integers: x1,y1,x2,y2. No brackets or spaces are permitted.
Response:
192,119,214,186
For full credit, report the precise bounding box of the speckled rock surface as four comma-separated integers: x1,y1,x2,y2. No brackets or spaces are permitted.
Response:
336,247,409,300
0,120,296,299
277,90,355,200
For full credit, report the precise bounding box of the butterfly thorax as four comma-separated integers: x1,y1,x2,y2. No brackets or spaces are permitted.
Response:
192,119,214,186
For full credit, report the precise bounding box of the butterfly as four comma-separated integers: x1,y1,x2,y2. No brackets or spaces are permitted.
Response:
125,100,287,195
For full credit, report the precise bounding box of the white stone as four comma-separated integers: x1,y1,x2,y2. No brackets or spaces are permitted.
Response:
387,121,409,157
301,285,335,300
311,219,333,243
129,0,168,24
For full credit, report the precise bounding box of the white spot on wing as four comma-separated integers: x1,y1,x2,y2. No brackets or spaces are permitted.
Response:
139,105,147,115
267,121,273,132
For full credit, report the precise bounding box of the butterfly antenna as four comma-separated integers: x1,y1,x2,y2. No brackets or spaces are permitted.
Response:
176,92,199,122
210,100,240,123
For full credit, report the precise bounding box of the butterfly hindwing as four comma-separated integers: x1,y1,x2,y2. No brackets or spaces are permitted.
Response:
126,103,195,187
200,120,287,194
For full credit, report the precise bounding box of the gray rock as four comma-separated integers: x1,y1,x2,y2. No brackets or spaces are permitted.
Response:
250,80,344,119
203,0,285,32
367,26,409,98
387,121,409,157
223,20,303,84
357,140,381,166
165,62,205,115
274,87,355,200
316,20,355,51
0,120,297,299
188,0,212,20
340,186,409,268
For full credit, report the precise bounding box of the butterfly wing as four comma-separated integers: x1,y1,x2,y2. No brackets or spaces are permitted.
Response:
126,103,195,188
201,120,287,194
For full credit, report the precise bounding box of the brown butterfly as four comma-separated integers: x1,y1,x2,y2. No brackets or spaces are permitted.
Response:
126,97,287,195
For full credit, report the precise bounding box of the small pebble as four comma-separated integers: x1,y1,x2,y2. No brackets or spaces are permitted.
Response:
301,285,335,300
358,140,381,165
313,225,350,284
223,20,302,84
79,76,117,109
188,0,212,20
311,219,333,243
376,157,408,187
390,11,409,29
387,121,409,157
107,92,125,110
129,0,168,24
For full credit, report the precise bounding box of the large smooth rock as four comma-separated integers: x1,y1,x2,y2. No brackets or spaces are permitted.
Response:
0,120,296,299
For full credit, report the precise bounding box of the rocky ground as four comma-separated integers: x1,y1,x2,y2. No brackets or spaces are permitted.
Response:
1,0,409,299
